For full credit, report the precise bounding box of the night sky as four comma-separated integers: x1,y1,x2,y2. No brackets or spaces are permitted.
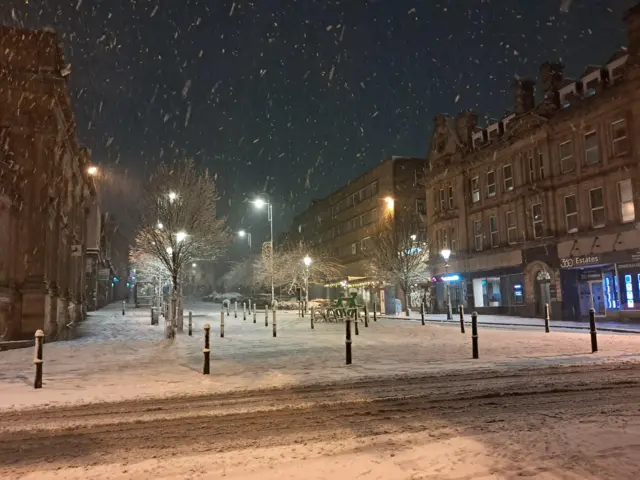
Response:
3,0,636,250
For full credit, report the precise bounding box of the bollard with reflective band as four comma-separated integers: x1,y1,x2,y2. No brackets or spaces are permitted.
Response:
544,303,550,333
471,311,479,359
589,308,598,353
265,307,269,326
122,300,125,316
34,330,44,389
459,305,465,334
272,309,277,338
420,302,425,326
203,324,211,374
364,305,369,327
345,319,352,365
188,311,193,336
373,301,377,321
310,308,315,329
354,309,359,335
220,312,225,338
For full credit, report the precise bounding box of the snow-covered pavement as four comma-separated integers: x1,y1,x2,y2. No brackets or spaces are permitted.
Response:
2,300,640,411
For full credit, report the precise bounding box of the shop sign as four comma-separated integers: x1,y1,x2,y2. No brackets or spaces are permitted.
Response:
619,262,640,270
559,255,600,269
441,274,460,282
579,270,602,282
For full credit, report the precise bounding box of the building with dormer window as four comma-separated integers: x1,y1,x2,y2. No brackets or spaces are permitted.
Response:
424,3,640,321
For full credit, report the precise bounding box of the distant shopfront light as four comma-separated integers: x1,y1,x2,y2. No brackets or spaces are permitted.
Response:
441,274,460,282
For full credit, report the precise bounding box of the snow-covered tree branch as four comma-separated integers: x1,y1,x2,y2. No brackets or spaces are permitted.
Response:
131,159,230,337
363,215,430,314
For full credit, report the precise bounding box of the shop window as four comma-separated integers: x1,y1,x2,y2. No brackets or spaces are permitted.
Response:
618,179,635,223
472,277,502,308
448,185,454,209
625,274,634,308
512,283,524,304
564,194,578,233
503,164,514,192
489,215,499,247
584,131,600,165
471,176,480,203
589,187,606,228
560,140,574,173
474,220,483,251
532,203,544,239
611,119,629,156
506,210,517,244
486,171,496,198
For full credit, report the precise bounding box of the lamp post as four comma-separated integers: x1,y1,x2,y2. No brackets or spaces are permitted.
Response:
303,255,312,311
238,229,252,251
252,196,275,305
441,249,452,320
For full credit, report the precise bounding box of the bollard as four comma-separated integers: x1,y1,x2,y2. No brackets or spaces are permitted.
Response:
243,302,247,321
226,303,230,316
34,329,44,389
373,301,377,322
345,318,352,365
253,309,257,323
248,299,252,313
364,305,369,327
220,311,225,338
471,311,479,359
188,311,193,336
272,309,277,338
544,303,550,333
265,306,269,326
203,324,210,374
459,305,465,334
589,308,598,353
150,307,154,325
310,307,315,329
122,300,125,316
234,301,237,318
420,302,425,326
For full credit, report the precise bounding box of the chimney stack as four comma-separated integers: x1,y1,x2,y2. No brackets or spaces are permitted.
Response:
455,111,477,147
512,79,536,114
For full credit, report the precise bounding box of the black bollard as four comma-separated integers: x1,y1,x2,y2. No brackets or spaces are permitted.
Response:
272,309,277,338
243,302,247,321
122,300,125,316
34,329,44,389
420,302,425,326
253,309,257,323
364,305,369,327
459,305,465,334
471,311,479,359
234,301,237,318
373,301,377,321
150,307,154,325
354,309,359,336
226,303,230,316
544,303,550,333
589,308,598,353
265,307,269,326
188,311,193,336
345,318,352,365
220,312,225,338
310,307,315,329
203,324,210,374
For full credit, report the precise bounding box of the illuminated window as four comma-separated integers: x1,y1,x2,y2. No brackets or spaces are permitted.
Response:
618,179,635,223
625,274,634,309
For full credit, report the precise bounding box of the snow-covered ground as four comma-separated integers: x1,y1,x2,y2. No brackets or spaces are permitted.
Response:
2,301,640,411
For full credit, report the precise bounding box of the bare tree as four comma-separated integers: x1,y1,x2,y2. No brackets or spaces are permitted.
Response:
364,216,430,315
131,159,230,337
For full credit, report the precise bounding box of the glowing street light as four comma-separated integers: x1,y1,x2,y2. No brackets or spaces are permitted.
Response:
303,256,312,312
441,249,452,320
168,191,178,202
238,229,246,237
384,196,394,211
192,263,197,268
166,247,173,254
176,231,187,243
303,255,312,267
252,198,267,209
87,166,98,176
157,222,164,230
237,229,252,251
250,196,275,304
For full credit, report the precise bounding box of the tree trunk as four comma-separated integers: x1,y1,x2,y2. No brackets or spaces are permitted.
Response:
166,275,178,339
403,283,410,316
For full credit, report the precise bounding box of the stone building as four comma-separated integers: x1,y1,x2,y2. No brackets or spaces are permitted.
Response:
0,26,97,340
290,156,426,311
425,4,640,321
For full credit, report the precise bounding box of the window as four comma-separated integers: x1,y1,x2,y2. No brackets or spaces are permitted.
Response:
372,207,379,219
506,211,517,244
486,171,496,198
360,236,371,252
471,177,480,203
611,119,630,156
439,189,445,210
474,220,483,251
564,195,578,233
538,153,545,180
450,226,457,252
440,229,449,249
589,187,605,228
503,164,514,192
351,243,357,255
584,131,600,165
532,204,544,239
560,140,574,173
527,155,535,183
489,215,499,247
618,179,635,223
448,185,454,209
472,277,502,307
371,180,379,195
416,198,426,215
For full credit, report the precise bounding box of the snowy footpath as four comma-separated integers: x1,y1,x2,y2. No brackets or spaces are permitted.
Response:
2,301,640,411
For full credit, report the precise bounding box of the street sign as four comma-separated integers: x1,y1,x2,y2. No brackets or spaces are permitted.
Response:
98,268,110,281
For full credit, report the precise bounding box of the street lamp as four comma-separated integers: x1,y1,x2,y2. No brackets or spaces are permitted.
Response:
384,196,394,211
157,222,164,230
252,196,275,305
238,229,252,251
176,231,187,243
87,166,98,176
168,191,177,202
441,249,452,320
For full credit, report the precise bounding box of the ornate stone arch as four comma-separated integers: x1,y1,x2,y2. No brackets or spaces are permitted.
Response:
523,260,553,303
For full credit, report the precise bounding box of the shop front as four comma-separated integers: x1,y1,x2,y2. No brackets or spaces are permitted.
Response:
468,266,527,315
433,273,465,314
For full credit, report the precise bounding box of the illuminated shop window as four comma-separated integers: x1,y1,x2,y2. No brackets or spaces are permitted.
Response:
625,274,634,309
605,277,613,310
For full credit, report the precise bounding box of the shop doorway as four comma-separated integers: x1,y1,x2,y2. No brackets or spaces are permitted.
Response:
589,281,606,316
535,270,551,317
